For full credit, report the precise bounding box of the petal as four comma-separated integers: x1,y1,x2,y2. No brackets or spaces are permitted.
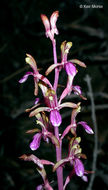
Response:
50,110,62,127
41,14,50,36
69,59,86,68
25,54,38,74
45,63,61,76
60,41,66,55
61,125,72,140
53,158,69,172
63,169,75,190
74,158,84,177
73,85,82,95
30,133,42,151
47,132,60,147
50,11,59,35
19,154,43,169
19,72,33,83
59,86,70,104
40,159,54,166
59,75,74,104
34,98,40,105
25,103,40,113
38,82,48,96
29,107,50,117
64,42,73,54
81,175,88,182
73,86,87,100
26,128,41,134
64,62,77,76
78,121,94,134
36,185,43,190
59,102,78,109
34,79,38,96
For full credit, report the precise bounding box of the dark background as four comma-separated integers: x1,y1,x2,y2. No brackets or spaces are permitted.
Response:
0,0,108,190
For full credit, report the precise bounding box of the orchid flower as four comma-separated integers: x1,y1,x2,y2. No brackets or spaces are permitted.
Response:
53,137,87,183
41,11,59,42
28,112,59,151
19,154,54,190
61,103,94,139
29,82,78,127
19,54,52,96
45,41,86,103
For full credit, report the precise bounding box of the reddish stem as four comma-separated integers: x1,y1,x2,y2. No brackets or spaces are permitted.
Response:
52,39,63,190
53,40,59,91
54,127,63,190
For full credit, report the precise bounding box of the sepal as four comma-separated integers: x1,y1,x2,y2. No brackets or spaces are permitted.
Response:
69,59,86,68
19,154,43,169
19,72,33,83
53,158,69,172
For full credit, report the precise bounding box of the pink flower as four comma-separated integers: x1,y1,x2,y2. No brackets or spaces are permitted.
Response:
29,84,78,127
61,105,94,139
19,54,52,96
28,112,60,150
41,11,59,41
45,41,86,103
53,137,86,181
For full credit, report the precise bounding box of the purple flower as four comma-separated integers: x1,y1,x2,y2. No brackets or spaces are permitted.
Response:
45,41,86,103
29,83,78,127
61,105,94,139
29,112,60,151
19,54,52,96
53,137,86,182
61,103,81,139
19,154,54,190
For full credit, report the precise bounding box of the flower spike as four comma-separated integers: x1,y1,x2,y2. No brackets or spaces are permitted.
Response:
18,11,94,190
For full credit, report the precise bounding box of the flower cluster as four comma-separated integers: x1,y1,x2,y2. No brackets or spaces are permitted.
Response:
19,11,94,190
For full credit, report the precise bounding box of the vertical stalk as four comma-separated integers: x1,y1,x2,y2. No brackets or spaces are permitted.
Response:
53,40,59,91
85,75,98,190
52,39,63,190
54,127,63,190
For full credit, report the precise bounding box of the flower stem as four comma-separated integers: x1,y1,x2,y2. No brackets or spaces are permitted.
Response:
52,39,63,190
54,127,63,190
52,40,59,91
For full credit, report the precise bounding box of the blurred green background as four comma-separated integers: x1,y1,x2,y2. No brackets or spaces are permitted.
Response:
0,0,108,190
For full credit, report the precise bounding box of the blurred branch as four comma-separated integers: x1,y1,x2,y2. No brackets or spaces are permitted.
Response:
62,104,108,120
64,23,104,39
0,66,29,83
84,75,98,190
